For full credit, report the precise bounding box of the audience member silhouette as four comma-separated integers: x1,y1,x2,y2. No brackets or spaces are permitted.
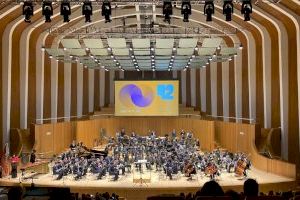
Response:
225,189,240,200
8,186,23,200
195,180,224,197
243,178,259,197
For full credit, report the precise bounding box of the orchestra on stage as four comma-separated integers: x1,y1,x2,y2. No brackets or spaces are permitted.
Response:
50,129,251,182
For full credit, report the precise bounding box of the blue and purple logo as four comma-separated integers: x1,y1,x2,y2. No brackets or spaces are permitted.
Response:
119,84,154,107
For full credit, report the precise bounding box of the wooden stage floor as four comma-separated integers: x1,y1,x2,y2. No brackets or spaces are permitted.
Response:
0,167,295,200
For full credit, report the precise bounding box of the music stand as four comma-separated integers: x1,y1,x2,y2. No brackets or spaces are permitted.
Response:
133,160,151,187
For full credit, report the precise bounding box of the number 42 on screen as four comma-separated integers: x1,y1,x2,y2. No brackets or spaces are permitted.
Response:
157,84,174,100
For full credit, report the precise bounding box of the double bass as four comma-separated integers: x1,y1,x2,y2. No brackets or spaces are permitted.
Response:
183,162,196,177
205,162,218,179
235,159,247,177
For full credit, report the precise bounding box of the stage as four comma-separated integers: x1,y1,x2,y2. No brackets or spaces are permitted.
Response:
0,167,295,200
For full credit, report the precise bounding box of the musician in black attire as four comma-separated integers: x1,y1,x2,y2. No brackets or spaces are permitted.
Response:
30,149,36,163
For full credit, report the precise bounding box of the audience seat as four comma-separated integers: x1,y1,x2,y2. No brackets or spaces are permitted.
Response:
147,195,184,200
240,196,283,200
195,196,232,200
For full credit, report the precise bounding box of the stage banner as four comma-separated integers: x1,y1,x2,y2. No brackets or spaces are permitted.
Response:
115,80,179,116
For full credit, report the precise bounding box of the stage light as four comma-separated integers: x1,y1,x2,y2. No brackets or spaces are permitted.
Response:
181,1,191,22
42,2,53,22
204,1,214,22
82,1,93,23
163,1,173,24
241,0,252,21
102,1,112,23
61,2,71,22
223,0,233,21
23,2,33,23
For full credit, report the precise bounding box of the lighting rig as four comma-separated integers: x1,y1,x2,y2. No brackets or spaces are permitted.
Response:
204,0,214,22
102,1,112,23
223,0,233,21
20,0,254,24
42,1,53,22
23,1,34,23
181,1,191,22
163,0,173,24
241,0,252,21
60,1,71,22
82,1,93,22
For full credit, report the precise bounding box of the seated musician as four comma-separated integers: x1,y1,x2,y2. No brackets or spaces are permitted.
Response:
70,140,76,149
164,159,173,180
97,163,107,180
120,128,126,137
183,160,196,180
171,129,176,139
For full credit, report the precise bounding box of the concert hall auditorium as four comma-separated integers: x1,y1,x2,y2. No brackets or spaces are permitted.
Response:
0,0,300,199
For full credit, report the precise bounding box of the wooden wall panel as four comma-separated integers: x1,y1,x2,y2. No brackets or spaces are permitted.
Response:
228,59,235,119
0,7,22,150
186,69,191,107
217,62,223,116
70,63,77,117
177,71,182,104
10,21,24,128
34,124,54,155
57,62,64,121
94,69,100,111
82,68,89,115
196,69,201,109
258,2,299,162
239,33,250,120
206,65,211,115
43,36,56,120
105,71,110,106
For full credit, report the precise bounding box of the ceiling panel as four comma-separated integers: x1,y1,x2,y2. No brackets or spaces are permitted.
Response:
132,38,150,48
177,48,194,55
90,48,108,56
134,49,150,55
178,38,198,48
198,47,216,56
202,38,223,47
113,48,129,56
69,49,86,56
83,39,104,48
220,47,237,55
61,39,81,49
107,38,127,48
155,48,173,55
156,39,174,48
45,48,65,56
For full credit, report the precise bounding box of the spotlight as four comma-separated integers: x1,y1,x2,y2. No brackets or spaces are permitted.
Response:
61,2,71,23
23,2,33,23
223,0,233,21
241,0,252,21
163,1,173,24
102,1,112,23
181,1,191,22
82,1,93,23
204,1,214,22
42,2,53,23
